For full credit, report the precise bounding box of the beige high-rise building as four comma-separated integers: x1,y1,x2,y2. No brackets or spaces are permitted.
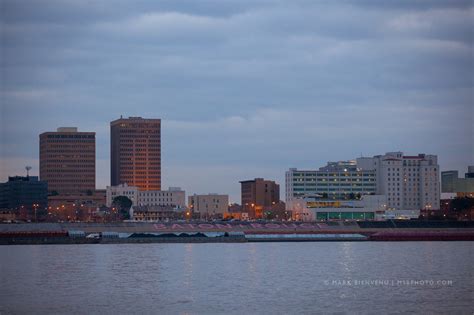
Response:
357,152,440,210
110,116,161,191
39,127,95,195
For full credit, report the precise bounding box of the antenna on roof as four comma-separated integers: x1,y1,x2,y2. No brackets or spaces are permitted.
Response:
25,166,32,178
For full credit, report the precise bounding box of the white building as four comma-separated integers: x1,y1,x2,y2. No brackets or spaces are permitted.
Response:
106,184,138,207
286,152,440,212
188,194,229,219
106,184,186,209
357,152,440,211
138,187,186,209
285,160,377,202
288,194,387,221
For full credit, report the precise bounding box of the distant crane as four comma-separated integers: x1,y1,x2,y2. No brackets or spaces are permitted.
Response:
25,166,32,178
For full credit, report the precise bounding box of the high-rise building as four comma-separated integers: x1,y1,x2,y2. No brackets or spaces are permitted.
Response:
465,166,474,179
40,127,95,195
441,166,474,197
240,178,280,218
286,152,440,211
357,152,440,210
441,171,460,193
110,117,161,191
285,161,377,202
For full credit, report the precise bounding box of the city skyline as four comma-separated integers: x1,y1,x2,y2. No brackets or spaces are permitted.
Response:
1,0,473,202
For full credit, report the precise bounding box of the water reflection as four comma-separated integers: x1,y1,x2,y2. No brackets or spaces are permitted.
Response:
0,243,471,314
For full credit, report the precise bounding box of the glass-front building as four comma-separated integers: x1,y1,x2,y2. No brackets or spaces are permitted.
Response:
316,211,375,221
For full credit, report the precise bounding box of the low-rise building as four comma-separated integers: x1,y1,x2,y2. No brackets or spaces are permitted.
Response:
106,184,139,206
106,184,185,209
0,176,48,220
288,194,387,221
375,209,420,220
240,178,280,218
130,205,183,222
188,194,229,219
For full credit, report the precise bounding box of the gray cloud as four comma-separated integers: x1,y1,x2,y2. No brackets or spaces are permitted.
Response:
1,0,472,201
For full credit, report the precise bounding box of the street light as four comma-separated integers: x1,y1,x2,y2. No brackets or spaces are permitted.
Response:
33,203,38,222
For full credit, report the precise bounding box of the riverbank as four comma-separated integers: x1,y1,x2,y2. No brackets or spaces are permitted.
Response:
1,226,474,244
1,220,473,244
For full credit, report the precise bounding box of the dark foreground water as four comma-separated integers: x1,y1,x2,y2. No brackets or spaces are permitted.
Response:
0,242,472,314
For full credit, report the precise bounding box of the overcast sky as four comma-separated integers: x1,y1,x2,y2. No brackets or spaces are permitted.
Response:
1,0,473,202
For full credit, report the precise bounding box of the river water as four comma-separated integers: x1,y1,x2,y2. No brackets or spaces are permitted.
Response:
0,242,472,314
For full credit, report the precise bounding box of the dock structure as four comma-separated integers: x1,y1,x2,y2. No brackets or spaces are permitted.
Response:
1,221,473,244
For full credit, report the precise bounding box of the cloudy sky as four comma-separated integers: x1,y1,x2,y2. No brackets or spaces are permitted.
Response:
1,0,473,202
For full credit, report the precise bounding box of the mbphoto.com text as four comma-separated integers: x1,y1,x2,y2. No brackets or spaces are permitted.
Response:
323,279,453,287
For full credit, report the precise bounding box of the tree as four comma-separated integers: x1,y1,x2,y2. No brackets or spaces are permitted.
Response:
450,197,474,213
112,196,133,220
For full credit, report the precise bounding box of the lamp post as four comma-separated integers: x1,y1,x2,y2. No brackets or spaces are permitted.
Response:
33,203,39,222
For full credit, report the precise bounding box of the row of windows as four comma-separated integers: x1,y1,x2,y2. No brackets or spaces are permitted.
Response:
140,192,175,197
118,144,160,148
44,156,95,160
42,141,95,146
117,128,159,132
119,181,161,184
119,164,161,167
118,150,160,154
120,173,160,176
42,162,95,166
46,134,94,139
293,183,376,187
40,148,95,155
293,188,374,192
46,180,93,183
111,191,136,195
42,168,95,171
43,175,94,179
119,138,159,142
292,173,375,177
42,143,95,148
140,199,174,203
118,166,159,169
294,178,375,182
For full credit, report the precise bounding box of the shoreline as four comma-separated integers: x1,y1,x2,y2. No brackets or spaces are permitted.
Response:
1,221,473,244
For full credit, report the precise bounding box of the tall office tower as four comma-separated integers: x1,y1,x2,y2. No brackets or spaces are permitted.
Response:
357,152,440,210
110,116,161,191
240,178,280,218
39,127,96,195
